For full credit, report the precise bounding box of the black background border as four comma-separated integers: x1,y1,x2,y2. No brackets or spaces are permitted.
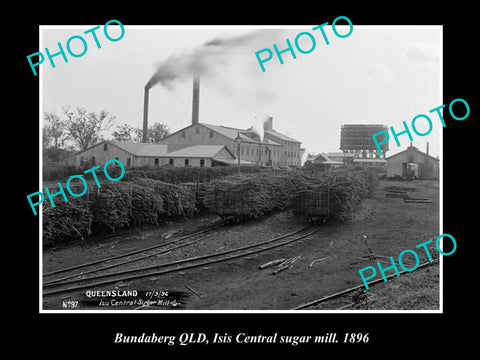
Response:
15,3,476,355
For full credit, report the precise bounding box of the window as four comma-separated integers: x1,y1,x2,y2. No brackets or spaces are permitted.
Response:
184,159,189,166
181,130,186,138
103,143,108,151
241,148,244,156
91,156,96,164
247,148,249,156
200,159,205,167
196,127,200,134
127,157,131,167
209,130,214,138
169,159,174,165
80,156,84,166
154,158,159,166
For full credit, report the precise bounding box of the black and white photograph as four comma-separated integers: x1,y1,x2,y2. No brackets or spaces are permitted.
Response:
17,6,475,354
38,23,443,313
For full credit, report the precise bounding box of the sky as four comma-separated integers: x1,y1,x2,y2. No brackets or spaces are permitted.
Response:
41,24,442,158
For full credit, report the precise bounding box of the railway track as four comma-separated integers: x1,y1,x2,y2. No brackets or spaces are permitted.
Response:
43,223,226,286
291,259,439,310
43,223,226,283
43,225,321,297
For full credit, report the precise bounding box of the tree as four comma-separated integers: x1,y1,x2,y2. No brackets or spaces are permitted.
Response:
147,122,170,143
112,123,169,143
112,124,136,142
43,112,66,149
62,105,115,150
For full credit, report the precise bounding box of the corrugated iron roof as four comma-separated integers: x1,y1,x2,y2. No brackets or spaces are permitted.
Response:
327,152,355,157
353,158,386,163
201,123,257,143
213,158,256,165
166,145,228,158
96,141,232,159
308,153,344,165
136,144,169,156
265,129,300,143
262,138,282,146
160,122,293,146
386,145,439,162
109,140,149,154
108,141,170,156
195,123,283,145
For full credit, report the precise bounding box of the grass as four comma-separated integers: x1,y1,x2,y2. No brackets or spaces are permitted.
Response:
355,263,440,310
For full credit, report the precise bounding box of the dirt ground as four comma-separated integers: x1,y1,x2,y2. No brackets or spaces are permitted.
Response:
42,179,440,311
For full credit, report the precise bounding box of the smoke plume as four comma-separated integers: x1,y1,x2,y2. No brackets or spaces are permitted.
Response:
250,114,266,142
145,29,279,90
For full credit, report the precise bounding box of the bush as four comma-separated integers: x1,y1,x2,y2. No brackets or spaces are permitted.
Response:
43,165,79,182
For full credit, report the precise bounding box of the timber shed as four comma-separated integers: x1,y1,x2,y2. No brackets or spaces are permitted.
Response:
386,145,439,179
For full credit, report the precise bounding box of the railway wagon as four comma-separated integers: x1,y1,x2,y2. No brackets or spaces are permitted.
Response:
209,189,256,221
207,183,285,221
180,181,216,210
291,187,330,223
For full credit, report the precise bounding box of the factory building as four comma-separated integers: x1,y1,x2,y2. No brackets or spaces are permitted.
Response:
157,74,302,168
74,140,238,168
159,117,302,168
75,74,302,169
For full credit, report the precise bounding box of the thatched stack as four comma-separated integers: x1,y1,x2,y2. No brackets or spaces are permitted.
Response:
291,170,377,221
42,197,92,245
205,172,300,219
42,168,378,244
90,183,132,232
43,178,197,245
130,177,197,218
128,183,165,226
205,170,377,221
325,174,368,220
123,165,262,184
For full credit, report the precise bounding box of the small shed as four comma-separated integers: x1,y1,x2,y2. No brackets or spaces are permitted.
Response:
303,153,344,171
386,145,439,179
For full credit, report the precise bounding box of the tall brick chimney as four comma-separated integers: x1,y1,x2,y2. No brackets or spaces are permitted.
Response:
142,88,149,143
192,73,200,125
263,116,273,131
